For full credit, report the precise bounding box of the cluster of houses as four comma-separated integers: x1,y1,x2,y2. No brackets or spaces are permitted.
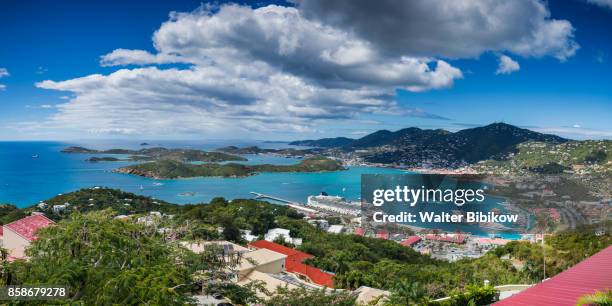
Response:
182,239,389,304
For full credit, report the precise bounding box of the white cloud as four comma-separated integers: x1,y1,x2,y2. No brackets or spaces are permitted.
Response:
34,1,578,137
0,68,9,78
496,55,521,75
0,84,6,91
586,0,612,9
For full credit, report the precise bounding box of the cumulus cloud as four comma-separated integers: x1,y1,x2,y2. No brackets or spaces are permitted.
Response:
586,0,612,9
496,55,521,74
0,84,6,91
296,0,579,60
35,1,578,137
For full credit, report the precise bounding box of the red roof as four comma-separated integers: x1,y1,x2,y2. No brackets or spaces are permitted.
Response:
400,236,422,247
425,234,466,244
249,240,313,262
376,230,389,240
4,214,54,241
495,246,612,306
354,227,364,236
249,240,334,287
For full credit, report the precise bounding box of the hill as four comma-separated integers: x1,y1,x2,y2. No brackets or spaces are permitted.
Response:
289,137,354,147
291,123,568,167
115,156,346,179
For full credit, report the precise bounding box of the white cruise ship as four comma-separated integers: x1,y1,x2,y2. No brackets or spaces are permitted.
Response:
306,193,361,216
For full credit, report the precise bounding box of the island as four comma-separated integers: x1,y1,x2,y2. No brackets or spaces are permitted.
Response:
61,146,246,163
85,156,121,162
215,145,314,156
113,156,346,179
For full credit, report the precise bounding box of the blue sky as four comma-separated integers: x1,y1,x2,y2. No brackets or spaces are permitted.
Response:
0,0,610,140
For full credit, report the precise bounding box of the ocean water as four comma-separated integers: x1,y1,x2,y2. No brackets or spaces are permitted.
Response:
0,141,405,207
0,141,521,238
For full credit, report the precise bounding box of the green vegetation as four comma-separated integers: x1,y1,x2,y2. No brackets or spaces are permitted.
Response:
577,289,612,306
1,188,609,305
477,140,612,175
115,156,346,179
62,146,246,162
85,156,121,162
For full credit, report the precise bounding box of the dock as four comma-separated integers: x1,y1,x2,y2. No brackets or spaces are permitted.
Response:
250,192,318,214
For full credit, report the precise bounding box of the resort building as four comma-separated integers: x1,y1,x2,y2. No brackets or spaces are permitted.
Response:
1,214,55,260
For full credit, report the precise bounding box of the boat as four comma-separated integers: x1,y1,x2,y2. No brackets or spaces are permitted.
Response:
152,182,164,186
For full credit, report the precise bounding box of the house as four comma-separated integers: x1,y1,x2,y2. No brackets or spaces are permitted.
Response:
1,214,55,259
400,236,422,247
249,240,335,288
353,286,390,305
376,230,389,240
327,225,344,234
264,228,302,246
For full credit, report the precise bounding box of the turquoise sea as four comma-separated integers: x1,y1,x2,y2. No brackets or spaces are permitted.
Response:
0,140,405,207
0,141,522,238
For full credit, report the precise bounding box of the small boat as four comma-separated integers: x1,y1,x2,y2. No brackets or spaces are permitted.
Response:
153,182,164,186
139,185,144,190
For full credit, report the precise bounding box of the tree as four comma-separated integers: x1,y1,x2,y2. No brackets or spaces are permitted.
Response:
577,289,612,306
8,210,194,305
265,286,356,306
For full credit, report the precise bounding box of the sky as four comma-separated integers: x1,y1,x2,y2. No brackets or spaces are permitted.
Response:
0,0,611,141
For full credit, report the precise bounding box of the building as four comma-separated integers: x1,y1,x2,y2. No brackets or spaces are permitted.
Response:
353,286,390,305
494,246,612,305
354,227,364,236
327,224,344,234
1,214,55,259
400,236,422,247
249,240,335,288
376,230,389,240
425,233,466,244
264,228,302,246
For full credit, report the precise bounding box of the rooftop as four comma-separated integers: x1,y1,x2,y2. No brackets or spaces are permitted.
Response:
3,214,55,241
249,240,335,287
238,248,288,272
495,246,612,306
400,236,422,247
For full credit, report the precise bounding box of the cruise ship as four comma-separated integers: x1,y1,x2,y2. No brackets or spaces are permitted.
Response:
306,193,361,216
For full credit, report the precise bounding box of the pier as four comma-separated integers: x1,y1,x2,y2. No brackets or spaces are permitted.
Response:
250,192,318,214
250,192,298,204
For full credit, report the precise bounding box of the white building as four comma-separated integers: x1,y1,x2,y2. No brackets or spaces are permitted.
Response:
327,225,345,234
264,228,302,246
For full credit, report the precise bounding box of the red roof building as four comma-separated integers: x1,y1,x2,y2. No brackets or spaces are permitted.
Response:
495,246,612,306
249,240,334,287
425,233,466,244
400,236,422,247
354,227,364,236
4,214,54,241
376,230,389,240
2,214,55,259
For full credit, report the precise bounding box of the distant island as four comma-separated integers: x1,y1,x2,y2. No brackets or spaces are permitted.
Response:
62,146,246,163
216,145,313,156
114,156,345,179
85,156,121,162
